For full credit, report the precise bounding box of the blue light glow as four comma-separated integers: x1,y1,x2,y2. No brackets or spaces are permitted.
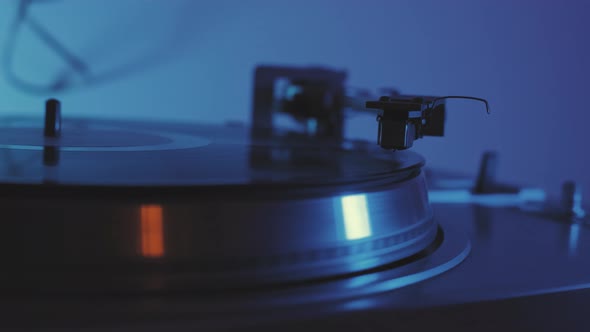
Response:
428,189,546,207
345,274,379,289
370,242,471,295
341,194,372,240
341,298,378,311
569,223,580,255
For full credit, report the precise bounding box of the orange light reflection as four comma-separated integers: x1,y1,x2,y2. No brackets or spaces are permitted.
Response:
140,205,164,258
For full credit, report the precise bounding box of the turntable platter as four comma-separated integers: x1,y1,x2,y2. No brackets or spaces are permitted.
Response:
0,115,463,304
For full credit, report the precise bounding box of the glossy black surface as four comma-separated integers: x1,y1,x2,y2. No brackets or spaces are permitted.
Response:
0,117,423,188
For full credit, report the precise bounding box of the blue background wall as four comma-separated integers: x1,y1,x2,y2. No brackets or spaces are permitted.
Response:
1,0,589,197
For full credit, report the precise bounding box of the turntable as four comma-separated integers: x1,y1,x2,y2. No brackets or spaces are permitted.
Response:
0,65,589,331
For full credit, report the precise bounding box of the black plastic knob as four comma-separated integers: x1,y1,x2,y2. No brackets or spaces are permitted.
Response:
474,152,498,194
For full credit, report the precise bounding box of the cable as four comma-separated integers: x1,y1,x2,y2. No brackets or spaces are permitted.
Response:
2,0,89,93
429,96,491,114
3,0,191,95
